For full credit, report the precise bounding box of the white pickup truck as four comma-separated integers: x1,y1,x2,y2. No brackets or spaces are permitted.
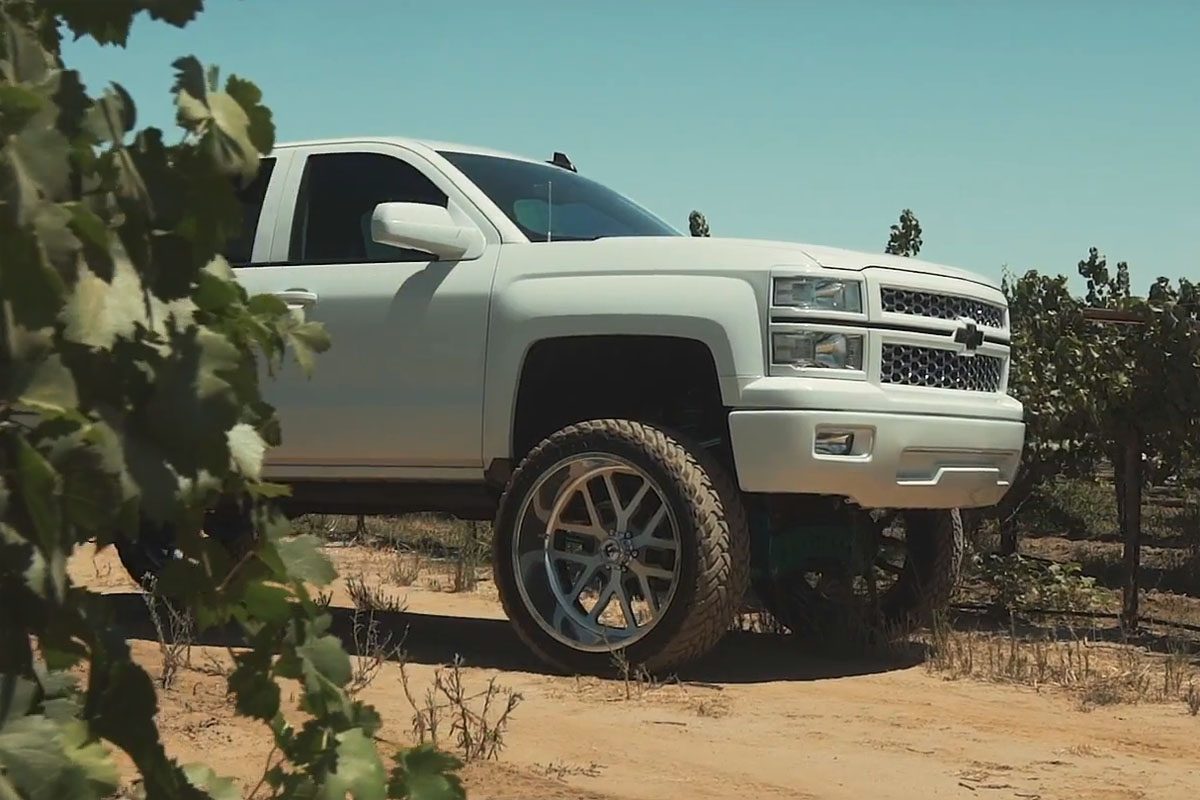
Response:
118,136,1025,674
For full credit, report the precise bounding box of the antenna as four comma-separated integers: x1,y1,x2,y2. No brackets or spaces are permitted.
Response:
548,151,577,172
546,180,552,243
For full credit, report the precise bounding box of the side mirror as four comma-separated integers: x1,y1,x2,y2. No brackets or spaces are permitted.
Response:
370,201,486,261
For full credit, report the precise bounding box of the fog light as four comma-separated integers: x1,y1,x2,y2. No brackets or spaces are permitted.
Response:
815,431,855,456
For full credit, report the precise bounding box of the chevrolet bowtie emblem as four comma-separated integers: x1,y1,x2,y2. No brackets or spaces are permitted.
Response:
953,318,984,355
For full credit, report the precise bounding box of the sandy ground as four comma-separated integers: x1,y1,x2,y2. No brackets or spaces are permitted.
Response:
70,543,1200,800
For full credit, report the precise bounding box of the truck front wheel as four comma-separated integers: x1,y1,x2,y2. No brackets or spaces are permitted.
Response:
763,508,964,638
493,419,750,675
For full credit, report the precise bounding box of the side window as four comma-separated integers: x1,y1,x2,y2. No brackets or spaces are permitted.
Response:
288,151,449,264
223,157,276,266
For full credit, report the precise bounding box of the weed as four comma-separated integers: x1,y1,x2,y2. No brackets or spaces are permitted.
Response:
349,608,406,695
1185,683,1200,716
532,761,603,782
389,552,423,587
400,655,522,762
609,648,673,700
346,575,406,613
314,589,334,610
927,616,1200,709
138,574,193,689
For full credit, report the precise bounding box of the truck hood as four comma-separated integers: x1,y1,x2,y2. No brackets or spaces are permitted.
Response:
691,236,1001,290
549,235,1000,291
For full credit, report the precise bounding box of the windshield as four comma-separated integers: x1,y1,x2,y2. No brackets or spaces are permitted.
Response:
438,150,680,242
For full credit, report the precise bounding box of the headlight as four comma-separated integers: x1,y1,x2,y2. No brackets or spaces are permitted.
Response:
773,276,863,313
772,331,864,370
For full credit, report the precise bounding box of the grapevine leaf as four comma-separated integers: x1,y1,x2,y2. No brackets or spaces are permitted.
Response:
85,82,136,144
182,764,239,800
271,535,336,587
11,353,78,415
316,729,387,800
388,746,466,800
226,422,266,481
59,257,145,349
298,633,352,689
0,676,37,725
14,434,60,552
223,75,274,153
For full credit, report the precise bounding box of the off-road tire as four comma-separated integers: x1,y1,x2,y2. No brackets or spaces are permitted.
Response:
493,419,750,675
114,502,257,586
767,508,964,637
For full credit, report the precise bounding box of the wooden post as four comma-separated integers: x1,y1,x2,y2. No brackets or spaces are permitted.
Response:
1118,423,1142,632
1080,308,1147,633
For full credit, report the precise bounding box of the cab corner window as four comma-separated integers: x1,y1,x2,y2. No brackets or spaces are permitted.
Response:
289,151,449,264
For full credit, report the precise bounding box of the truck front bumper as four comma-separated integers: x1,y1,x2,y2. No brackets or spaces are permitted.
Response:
727,409,1025,509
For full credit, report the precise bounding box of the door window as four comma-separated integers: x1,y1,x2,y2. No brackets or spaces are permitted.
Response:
223,156,276,266
289,151,449,264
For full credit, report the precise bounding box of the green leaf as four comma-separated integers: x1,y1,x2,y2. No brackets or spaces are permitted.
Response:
223,75,274,154
281,318,332,378
298,634,351,688
316,729,387,800
0,10,50,84
49,0,205,45
59,256,145,349
0,715,118,800
227,651,279,722
273,534,336,586
14,434,60,552
182,763,240,800
388,746,466,800
171,57,259,178
226,422,266,481
11,352,78,416
0,676,37,725
85,83,136,145
240,581,293,626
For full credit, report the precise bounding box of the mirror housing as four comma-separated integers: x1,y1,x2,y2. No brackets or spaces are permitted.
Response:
370,201,486,261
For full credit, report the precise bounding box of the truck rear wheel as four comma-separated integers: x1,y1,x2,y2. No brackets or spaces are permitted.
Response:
114,502,257,586
493,419,750,675
763,508,964,638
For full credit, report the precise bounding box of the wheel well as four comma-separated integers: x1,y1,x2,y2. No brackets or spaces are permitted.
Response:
511,335,730,463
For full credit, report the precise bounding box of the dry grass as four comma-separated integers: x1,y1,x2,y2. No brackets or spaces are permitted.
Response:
925,615,1200,710
345,575,407,613
400,655,523,762
348,607,406,695
138,574,194,689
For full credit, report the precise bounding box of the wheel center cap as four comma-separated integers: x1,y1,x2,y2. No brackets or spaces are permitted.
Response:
602,536,632,566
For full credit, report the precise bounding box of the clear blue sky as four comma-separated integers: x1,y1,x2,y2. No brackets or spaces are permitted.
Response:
63,0,1198,291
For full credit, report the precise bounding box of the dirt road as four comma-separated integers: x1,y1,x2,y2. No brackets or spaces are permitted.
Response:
71,543,1199,800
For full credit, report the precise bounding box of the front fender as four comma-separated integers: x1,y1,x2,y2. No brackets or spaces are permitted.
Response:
482,272,765,462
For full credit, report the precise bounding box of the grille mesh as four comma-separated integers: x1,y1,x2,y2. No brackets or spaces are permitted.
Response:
881,287,1006,329
881,344,1002,393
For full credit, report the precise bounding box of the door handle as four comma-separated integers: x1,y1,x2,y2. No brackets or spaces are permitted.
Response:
274,289,318,309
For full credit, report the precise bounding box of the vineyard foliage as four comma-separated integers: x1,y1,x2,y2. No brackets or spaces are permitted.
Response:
1003,250,1200,519
0,2,463,799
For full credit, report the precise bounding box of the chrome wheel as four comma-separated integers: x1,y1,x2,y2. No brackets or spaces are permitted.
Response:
511,453,683,652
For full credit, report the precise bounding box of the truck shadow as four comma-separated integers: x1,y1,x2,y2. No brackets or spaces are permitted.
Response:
103,592,924,684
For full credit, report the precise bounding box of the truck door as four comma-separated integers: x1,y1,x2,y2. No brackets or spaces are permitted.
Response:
232,142,499,479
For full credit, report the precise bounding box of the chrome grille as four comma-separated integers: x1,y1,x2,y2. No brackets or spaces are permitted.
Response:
881,344,1002,393
881,287,1006,329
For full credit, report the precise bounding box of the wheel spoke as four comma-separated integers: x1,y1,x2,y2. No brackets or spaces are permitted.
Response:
632,505,670,547
581,481,604,530
555,521,607,540
617,479,651,531
616,579,639,631
588,576,618,624
567,560,602,604
635,570,659,616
